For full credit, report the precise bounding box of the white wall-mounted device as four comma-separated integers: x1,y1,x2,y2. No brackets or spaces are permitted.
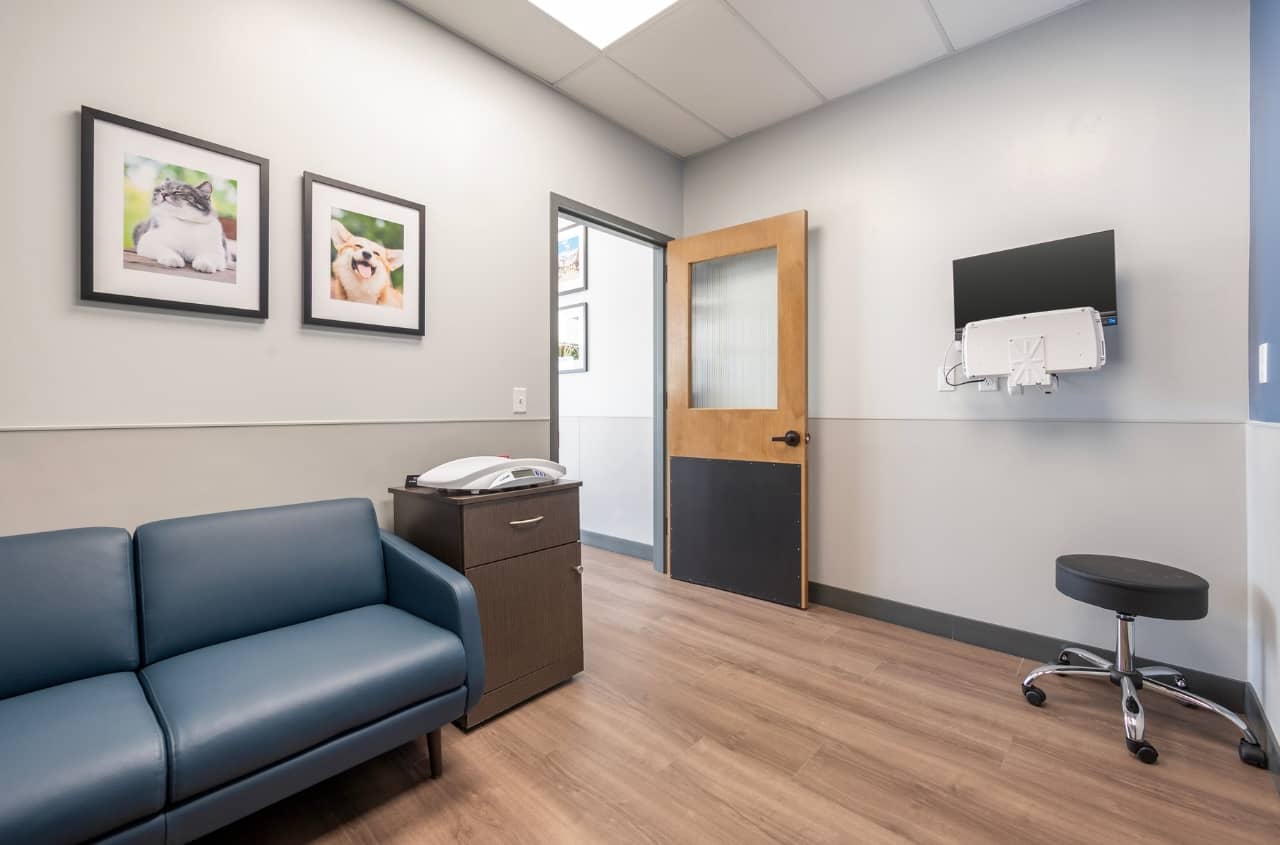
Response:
411,456,565,494
944,307,1107,395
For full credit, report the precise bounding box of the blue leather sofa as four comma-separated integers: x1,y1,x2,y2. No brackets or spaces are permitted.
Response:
0,499,484,845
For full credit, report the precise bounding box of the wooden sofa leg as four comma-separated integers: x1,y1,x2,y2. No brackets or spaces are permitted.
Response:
427,728,442,778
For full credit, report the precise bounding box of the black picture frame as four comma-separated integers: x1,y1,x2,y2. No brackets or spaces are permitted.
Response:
558,302,588,374
80,106,269,318
557,223,588,295
302,172,426,337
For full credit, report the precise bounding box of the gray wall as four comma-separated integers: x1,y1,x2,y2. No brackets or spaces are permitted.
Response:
1252,0,1280,421
0,421,545,534
684,0,1251,676
0,0,682,529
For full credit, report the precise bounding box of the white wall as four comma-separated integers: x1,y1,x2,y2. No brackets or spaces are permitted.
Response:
683,0,1251,676
686,0,1248,425
559,226,656,546
0,0,681,529
1248,423,1280,719
559,228,656,418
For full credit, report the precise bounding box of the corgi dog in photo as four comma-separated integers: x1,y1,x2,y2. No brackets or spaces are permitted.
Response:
330,219,404,307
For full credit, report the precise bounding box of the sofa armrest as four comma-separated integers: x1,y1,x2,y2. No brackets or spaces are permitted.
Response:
381,532,485,710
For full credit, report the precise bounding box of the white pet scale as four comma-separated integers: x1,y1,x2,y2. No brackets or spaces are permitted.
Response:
410,456,565,495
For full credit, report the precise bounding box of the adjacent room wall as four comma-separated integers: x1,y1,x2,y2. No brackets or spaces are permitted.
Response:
684,0,1251,676
0,0,681,532
559,225,656,548
1249,0,1280,726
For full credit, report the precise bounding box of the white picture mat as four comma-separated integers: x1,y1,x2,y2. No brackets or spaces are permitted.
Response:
308,182,422,330
91,119,261,310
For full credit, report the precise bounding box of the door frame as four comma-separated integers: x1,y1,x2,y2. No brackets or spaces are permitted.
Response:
548,194,672,573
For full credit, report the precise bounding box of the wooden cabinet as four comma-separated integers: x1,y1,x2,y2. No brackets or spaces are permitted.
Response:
389,482,584,728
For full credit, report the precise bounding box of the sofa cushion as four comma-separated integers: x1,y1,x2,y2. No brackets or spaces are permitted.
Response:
135,498,386,663
0,673,166,845
0,527,138,699
141,603,466,802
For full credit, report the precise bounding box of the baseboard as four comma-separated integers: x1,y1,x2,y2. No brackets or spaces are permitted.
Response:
1245,682,1280,795
808,582,1246,712
580,530,653,561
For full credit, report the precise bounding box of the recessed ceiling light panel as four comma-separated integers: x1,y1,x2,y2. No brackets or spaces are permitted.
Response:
529,0,678,49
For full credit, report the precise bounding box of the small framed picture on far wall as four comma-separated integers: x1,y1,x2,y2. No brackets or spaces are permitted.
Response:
302,172,426,336
558,223,587,294
558,302,588,374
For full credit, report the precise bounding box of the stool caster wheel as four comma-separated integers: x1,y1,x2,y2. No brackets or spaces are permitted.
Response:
1023,685,1046,707
1173,676,1198,707
1126,738,1159,764
1239,740,1268,769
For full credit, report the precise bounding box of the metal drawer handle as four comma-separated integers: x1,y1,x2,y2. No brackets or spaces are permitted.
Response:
508,515,544,526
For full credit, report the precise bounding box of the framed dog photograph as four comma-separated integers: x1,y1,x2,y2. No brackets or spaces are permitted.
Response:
302,172,425,336
558,224,587,294
81,106,269,318
558,302,588,374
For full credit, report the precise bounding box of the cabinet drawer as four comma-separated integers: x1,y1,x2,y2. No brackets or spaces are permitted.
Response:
461,487,578,567
467,543,584,692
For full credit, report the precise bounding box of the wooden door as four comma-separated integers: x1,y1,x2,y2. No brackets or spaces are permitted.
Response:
666,211,808,608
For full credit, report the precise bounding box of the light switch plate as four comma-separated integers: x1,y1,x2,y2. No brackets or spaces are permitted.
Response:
512,387,528,414
1261,343,1270,385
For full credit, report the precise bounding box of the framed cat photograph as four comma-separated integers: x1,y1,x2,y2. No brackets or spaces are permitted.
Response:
302,172,426,337
80,106,269,318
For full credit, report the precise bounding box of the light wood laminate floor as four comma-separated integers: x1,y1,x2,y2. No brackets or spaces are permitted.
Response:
201,547,1279,844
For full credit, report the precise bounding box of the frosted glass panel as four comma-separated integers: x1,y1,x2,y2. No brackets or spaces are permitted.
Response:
691,248,778,409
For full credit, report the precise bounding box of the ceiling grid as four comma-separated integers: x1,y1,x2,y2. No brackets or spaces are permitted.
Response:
399,0,1089,158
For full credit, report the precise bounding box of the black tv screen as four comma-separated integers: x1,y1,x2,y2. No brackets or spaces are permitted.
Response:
952,230,1116,335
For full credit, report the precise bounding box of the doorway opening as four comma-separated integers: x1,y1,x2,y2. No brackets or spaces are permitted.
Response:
548,195,671,574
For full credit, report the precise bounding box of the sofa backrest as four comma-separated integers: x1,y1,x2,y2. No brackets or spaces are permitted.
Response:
134,498,386,663
0,527,139,699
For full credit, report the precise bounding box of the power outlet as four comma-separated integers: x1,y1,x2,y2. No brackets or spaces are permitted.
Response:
512,387,528,414
937,365,956,392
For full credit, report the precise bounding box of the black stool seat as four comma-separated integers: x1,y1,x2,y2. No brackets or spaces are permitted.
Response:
1055,554,1208,620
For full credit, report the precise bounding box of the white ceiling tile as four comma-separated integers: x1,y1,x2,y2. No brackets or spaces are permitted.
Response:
727,0,948,100
400,0,599,83
557,58,727,157
606,0,824,138
929,0,1085,51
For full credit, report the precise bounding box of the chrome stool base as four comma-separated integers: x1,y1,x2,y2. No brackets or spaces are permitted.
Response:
1020,613,1268,768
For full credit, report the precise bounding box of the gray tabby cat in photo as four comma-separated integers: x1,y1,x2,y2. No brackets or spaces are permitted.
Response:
132,179,236,273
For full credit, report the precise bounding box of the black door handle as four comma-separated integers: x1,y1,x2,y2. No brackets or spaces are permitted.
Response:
771,430,802,447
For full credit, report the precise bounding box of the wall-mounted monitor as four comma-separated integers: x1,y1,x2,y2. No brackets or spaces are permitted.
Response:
952,230,1116,338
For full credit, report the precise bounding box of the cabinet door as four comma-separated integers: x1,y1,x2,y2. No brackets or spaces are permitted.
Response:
466,543,583,692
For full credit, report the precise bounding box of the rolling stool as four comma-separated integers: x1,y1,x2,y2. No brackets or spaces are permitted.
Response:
1020,554,1268,767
